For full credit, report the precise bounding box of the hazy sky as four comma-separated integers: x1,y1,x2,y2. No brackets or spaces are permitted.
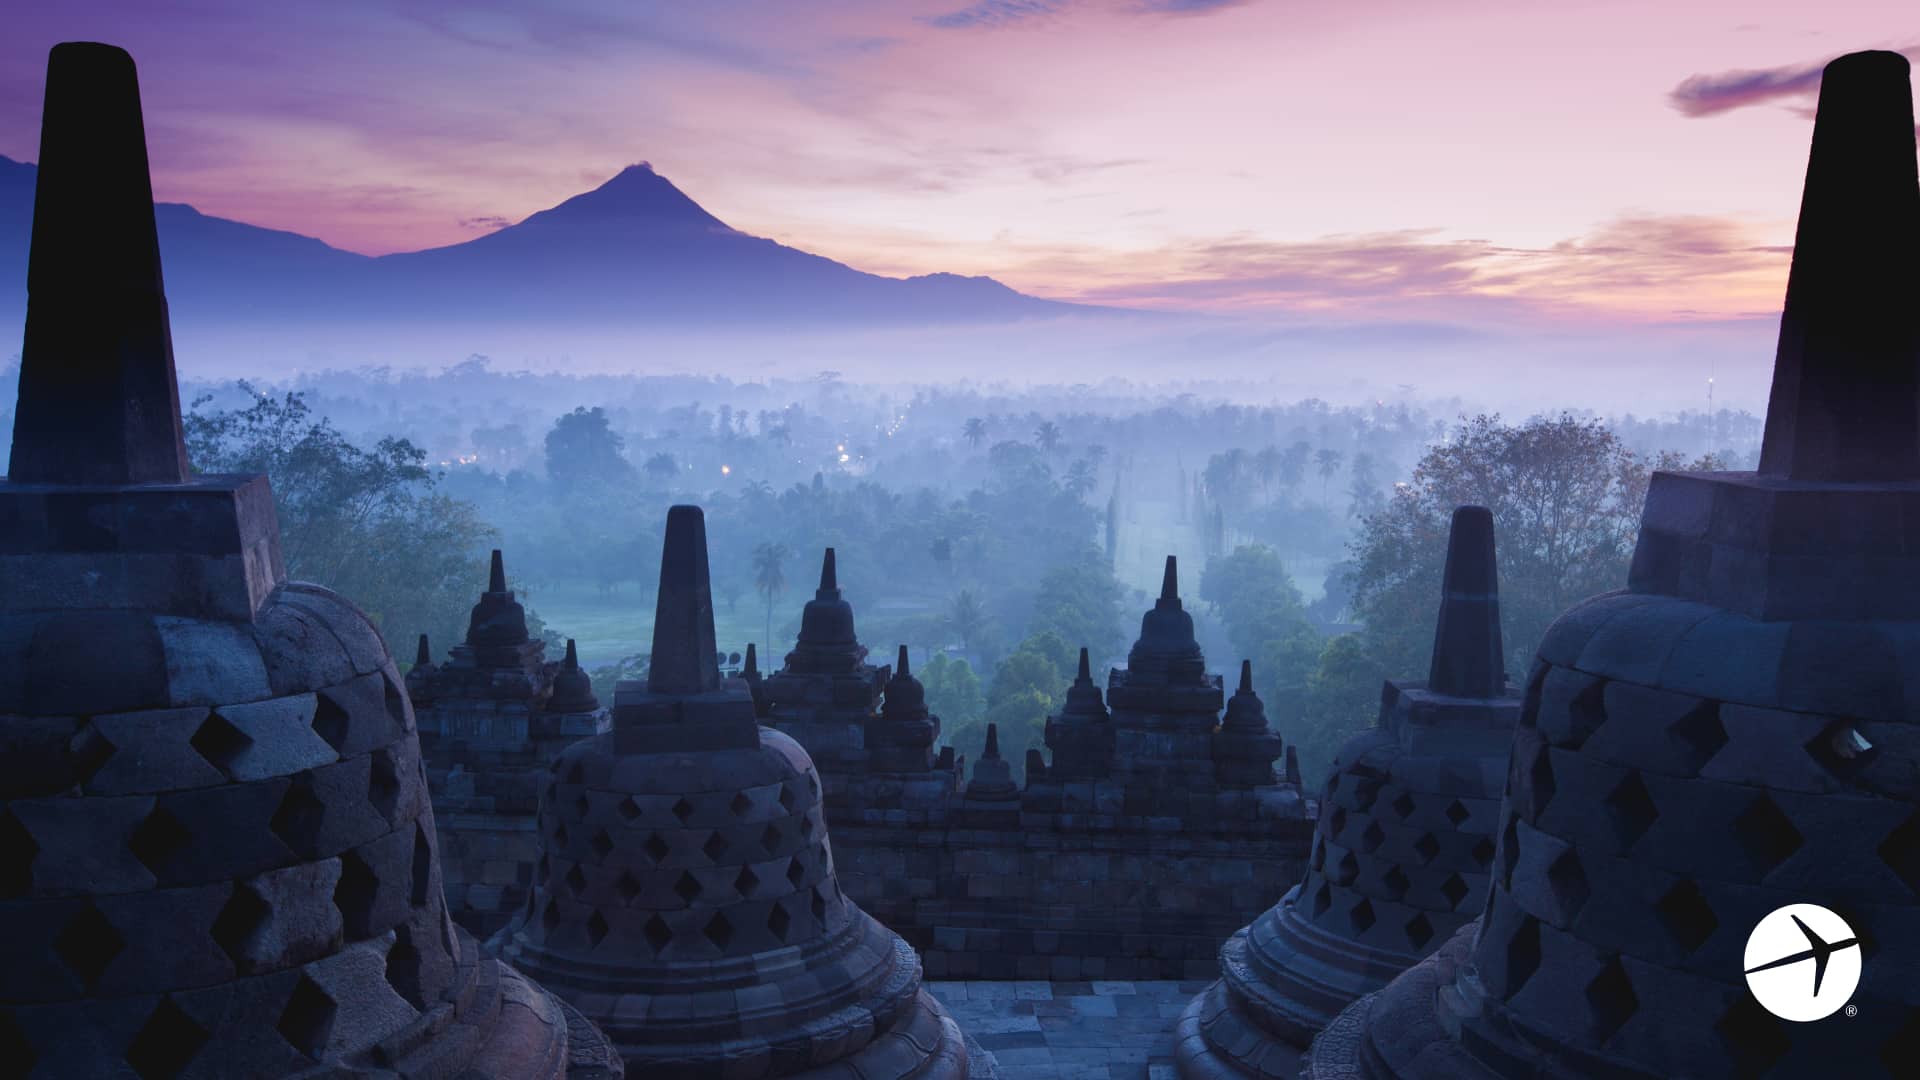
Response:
2,2,1914,327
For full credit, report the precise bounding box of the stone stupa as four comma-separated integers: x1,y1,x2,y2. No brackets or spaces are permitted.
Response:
1307,49,1920,1080
0,42,618,1078
489,506,993,1077
1177,505,1520,1078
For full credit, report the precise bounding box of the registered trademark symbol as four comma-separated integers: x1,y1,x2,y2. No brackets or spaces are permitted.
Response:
1845,1004,1858,1018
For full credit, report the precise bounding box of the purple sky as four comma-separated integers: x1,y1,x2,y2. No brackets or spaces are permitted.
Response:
1,2,1914,329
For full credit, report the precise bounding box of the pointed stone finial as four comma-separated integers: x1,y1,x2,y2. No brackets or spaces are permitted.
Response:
1161,555,1179,601
10,42,190,486
1077,647,1092,683
1284,744,1302,787
896,644,911,679
743,642,759,677
563,638,581,671
489,549,508,594
819,548,839,595
984,723,1001,760
1757,50,1920,481
648,505,720,695
415,633,432,667
1427,505,1505,698
1238,658,1254,695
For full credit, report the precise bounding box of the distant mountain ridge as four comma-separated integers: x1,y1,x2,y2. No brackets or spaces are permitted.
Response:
0,156,1080,331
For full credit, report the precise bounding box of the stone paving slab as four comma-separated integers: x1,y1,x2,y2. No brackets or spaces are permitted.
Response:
928,980,1211,1080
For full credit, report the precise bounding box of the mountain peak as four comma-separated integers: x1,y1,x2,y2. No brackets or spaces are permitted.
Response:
517,162,730,232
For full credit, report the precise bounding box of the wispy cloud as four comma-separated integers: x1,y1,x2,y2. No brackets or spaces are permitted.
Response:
1130,0,1251,15
925,0,1066,30
1669,45,1919,117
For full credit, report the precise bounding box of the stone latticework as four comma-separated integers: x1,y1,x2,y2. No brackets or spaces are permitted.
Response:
1177,505,1520,1078
0,41,618,1078
489,506,993,1078
413,558,611,937
1307,50,1920,1080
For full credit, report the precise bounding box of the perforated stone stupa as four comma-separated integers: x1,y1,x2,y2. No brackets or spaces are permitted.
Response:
0,42,618,1078
1177,505,1520,1078
489,506,992,1077
1307,50,1920,1080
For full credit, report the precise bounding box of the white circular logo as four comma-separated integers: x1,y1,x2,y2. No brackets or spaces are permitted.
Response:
1743,903,1862,1022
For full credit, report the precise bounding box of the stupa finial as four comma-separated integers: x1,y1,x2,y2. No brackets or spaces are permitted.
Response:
647,505,721,695
1427,505,1505,698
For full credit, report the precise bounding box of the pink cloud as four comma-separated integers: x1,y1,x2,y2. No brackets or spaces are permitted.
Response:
1669,45,1920,117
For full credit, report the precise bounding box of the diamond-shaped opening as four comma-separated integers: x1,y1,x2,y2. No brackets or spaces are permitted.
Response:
130,804,195,876
779,784,798,813
1879,812,1920,897
542,898,562,933
574,793,590,820
334,849,379,940
644,832,671,863
1602,770,1657,851
384,672,410,729
384,926,427,1009
1520,740,1555,821
1445,800,1471,827
55,903,125,989
768,899,792,941
704,911,735,951
367,747,401,822
551,821,570,848
735,865,760,897
799,814,815,840
1348,898,1376,933
1359,821,1385,854
1413,832,1440,865
1502,915,1541,999
702,831,728,862
1716,992,1790,1074
1353,777,1381,811
1440,872,1470,910
1311,837,1326,872
618,796,641,822
1500,816,1522,886
616,870,642,904
1312,882,1332,917
566,864,589,897
807,772,819,798
277,975,338,1058
674,871,703,905
536,853,550,883
730,792,753,818
1584,956,1637,1042
1382,865,1410,900
0,809,37,898
1805,718,1878,782
1391,792,1416,820
1654,878,1718,955
1669,701,1727,773
566,761,585,784
672,797,696,824
269,777,327,859
1405,912,1435,950
761,822,783,854
1565,679,1607,749
0,1008,37,1075
126,996,209,1079
1732,793,1804,878
1333,851,1359,886
644,914,673,954
586,909,610,948
211,883,270,970
190,712,252,773
411,823,434,908
811,885,828,925
1326,774,1341,796
1471,836,1495,869
787,855,807,890
1328,806,1348,838
1520,662,1549,728
68,723,117,789
310,695,351,752
591,828,614,860
1546,848,1591,921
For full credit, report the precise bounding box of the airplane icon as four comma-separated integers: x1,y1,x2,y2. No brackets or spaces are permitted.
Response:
1743,914,1862,997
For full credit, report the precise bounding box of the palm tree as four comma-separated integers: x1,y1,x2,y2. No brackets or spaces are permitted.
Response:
752,543,790,651
1254,445,1283,502
962,417,987,450
1280,441,1312,498
644,451,678,489
1033,420,1063,456
1315,448,1344,505
945,589,990,656
1064,459,1097,500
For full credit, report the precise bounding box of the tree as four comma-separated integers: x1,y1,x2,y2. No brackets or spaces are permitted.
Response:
1034,419,1063,455
1064,459,1097,500
921,653,986,733
1346,452,1383,519
545,406,633,489
945,589,992,656
185,384,495,655
978,634,1075,775
752,542,790,652
962,417,987,450
1255,445,1284,502
644,451,679,489
1027,553,1126,667
1315,448,1344,504
1295,633,1389,787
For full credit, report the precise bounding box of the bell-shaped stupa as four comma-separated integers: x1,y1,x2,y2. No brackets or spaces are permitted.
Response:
1308,50,1920,1080
0,42,617,1078
1178,506,1519,1078
489,507,992,1077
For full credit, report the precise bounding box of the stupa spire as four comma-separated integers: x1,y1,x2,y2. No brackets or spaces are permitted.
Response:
1161,555,1179,601
1077,646,1092,682
10,42,189,486
743,641,759,677
1757,50,1920,481
488,548,508,593
896,643,911,678
415,632,432,667
1426,505,1505,698
819,547,839,595
563,638,580,670
1238,658,1254,694
647,505,721,695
